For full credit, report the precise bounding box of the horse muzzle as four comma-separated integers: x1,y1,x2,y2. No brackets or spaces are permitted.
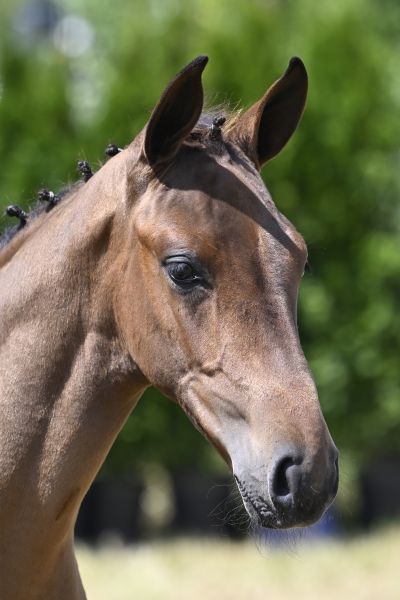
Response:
234,444,339,529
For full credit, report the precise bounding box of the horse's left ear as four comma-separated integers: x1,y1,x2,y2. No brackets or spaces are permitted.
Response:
230,57,308,169
143,55,208,166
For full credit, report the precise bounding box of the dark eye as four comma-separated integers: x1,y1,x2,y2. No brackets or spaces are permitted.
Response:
164,257,201,288
168,262,195,282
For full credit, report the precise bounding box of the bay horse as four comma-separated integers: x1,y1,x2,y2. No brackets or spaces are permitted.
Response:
0,56,338,599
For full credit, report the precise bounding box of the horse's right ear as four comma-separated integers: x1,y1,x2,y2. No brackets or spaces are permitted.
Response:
143,56,208,166
228,57,308,169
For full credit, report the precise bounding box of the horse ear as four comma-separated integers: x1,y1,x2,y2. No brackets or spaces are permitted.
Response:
143,55,208,166
230,57,308,169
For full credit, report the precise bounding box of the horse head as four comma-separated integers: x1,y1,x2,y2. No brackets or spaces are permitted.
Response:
112,56,338,529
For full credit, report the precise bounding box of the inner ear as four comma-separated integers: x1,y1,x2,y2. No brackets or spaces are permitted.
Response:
144,56,208,166
230,57,308,169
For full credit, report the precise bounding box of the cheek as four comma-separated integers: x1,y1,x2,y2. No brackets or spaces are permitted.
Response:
123,264,192,392
123,244,220,392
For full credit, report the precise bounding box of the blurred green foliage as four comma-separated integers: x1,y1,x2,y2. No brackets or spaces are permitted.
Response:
0,0,399,472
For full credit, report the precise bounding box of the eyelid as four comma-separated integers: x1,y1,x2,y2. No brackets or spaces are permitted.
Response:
164,255,193,264
163,249,198,263
162,253,207,277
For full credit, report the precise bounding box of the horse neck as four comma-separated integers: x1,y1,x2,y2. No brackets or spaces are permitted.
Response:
0,159,147,597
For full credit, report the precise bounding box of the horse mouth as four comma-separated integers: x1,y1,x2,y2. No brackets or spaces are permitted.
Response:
234,475,296,529
235,474,330,529
234,475,277,528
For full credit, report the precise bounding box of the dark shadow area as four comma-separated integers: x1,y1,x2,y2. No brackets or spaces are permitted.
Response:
360,455,400,528
159,146,300,256
75,470,249,543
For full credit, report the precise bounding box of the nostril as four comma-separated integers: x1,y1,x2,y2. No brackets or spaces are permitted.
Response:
272,457,296,498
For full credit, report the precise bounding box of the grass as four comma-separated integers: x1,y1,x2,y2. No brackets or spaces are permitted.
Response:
77,524,400,600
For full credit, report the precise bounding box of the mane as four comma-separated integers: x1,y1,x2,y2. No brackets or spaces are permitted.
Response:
0,106,240,253
0,184,82,253
193,105,242,135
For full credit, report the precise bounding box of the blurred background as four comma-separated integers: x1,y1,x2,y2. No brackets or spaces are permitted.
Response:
0,0,399,598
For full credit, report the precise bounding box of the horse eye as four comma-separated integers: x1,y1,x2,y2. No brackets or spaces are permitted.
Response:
166,260,198,286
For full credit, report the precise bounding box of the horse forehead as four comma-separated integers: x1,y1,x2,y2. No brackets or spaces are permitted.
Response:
220,156,307,252
135,185,254,259
214,153,308,260
147,150,265,226
136,149,306,261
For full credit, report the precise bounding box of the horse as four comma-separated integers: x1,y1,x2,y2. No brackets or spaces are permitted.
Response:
0,55,338,599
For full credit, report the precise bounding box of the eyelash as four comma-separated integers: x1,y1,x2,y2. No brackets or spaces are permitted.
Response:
303,261,311,275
